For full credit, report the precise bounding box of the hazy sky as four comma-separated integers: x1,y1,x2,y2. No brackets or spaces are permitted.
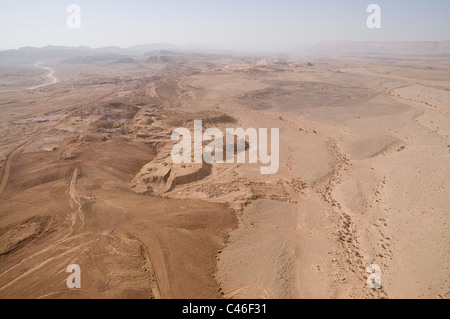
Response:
1,0,449,51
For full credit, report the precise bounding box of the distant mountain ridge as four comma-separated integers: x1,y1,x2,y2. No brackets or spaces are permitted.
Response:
1,41,449,64
0,43,227,65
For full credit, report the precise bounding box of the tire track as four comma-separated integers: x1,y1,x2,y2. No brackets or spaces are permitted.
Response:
69,168,84,228
0,84,125,198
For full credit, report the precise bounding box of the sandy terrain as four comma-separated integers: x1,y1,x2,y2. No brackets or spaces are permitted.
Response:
0,51,449,299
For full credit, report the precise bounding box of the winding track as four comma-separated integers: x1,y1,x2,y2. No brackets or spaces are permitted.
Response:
28,64,58,90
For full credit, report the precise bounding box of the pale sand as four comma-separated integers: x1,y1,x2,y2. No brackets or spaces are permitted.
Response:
199,58,450,299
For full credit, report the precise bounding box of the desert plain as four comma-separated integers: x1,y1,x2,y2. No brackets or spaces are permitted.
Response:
0,47,449,299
